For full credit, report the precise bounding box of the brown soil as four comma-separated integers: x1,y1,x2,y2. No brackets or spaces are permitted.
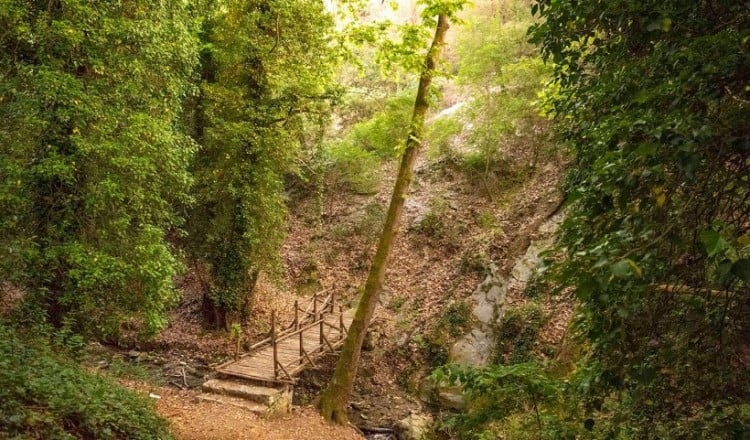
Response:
119,380,362,440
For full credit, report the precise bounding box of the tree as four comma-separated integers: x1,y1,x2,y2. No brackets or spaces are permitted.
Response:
0,0,198,338
531,0,750,436
185,0,337,329
318,0,464,424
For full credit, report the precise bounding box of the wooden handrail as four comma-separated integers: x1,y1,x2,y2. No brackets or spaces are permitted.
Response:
234,290,332,359
222,288,347,381
295,290,332,322
274,315,329,344
280,336,346,374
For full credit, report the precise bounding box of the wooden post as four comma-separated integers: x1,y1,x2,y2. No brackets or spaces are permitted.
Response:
313,295,321,348
299,328,304,366
339,305,344,340
319,312,324,348
271,310,278,379
294,300,299,330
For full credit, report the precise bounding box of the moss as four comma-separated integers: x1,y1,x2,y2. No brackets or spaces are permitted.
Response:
414,333,449,368
523,270,551,299
437,301,473,338
494,303,544,364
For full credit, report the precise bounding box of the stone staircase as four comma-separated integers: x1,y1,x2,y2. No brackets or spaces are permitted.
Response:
198,377,293,416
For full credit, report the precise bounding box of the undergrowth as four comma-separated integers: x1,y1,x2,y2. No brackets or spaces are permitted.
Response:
494,303,544,365
0,322,172,440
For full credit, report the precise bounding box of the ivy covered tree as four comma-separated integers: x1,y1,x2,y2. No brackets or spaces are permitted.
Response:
318,0,467,424
531,0,750,436
0,1,198,338
186,0,337,329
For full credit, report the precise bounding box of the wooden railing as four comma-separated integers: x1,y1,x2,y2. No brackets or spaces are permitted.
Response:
232,290,349,382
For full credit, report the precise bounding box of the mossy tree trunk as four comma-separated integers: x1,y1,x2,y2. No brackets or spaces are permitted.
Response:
317,14,451,425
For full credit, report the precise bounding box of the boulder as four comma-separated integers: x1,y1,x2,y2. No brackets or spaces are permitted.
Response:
396,412,434,440
449,328,493,367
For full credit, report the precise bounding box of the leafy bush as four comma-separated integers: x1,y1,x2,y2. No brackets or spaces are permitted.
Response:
325,90,417,193
347,92,415,158
0,0,198,339
413,197,450,238
531,0,750,437
433,362,572,440
454,13,554,195
0,323,172,439
494,303,544,365
326,142,381,194
412,333,449,368
425,115,464,163
436,301,473,338
522,269,550,299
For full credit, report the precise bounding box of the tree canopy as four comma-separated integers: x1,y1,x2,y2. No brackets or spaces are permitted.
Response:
0,0,199,338
185,0,338,329
1,0,747,436
530,0,750,436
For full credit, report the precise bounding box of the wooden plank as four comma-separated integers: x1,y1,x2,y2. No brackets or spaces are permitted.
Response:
216,299,355,381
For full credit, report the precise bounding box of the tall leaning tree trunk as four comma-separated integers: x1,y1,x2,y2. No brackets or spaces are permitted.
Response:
318,14,451,425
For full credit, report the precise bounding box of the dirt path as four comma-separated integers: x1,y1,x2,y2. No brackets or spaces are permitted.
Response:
120,381,363,440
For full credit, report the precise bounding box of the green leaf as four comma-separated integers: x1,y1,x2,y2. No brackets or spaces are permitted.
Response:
731,258,750,282
661,18,673,32
700,230,730,257
611,259,632,277
635,142,657,156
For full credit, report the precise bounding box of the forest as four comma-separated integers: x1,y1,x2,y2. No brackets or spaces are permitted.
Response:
0,0,748,439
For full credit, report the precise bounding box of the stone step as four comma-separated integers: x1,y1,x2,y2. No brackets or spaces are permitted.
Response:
196,393,268,415
201,378,292,414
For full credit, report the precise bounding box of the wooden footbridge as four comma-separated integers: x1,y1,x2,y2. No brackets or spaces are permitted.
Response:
216,291,354,383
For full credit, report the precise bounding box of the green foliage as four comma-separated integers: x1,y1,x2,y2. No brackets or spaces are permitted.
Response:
530,0,750,436
325,91,416,194
425,115,463,162
434,362,571,439
437,301,472,338
348,92,416,158
494,303,544,365
0,0,198,338
412,333,449,368
416,301,472,370
326,141,381,194
522,269,550,298
0,323,171,439
186,0,338,327
414,196,450,238
453,7,554,195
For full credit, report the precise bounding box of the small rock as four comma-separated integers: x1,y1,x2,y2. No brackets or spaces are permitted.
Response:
438,387,464,410
396,333,410,347
350,401,366,411
363,329,380,351
396,412,434,440
148,393,161,400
